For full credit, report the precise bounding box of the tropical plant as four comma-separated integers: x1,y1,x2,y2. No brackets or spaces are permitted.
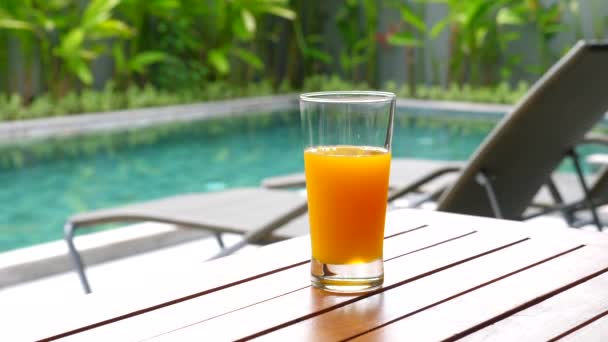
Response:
0,28,9,93
427,0,575,84
336,0,378,84
0,0,133,96
427,0,526,85
278,0,333,88
112,0,177,85
144,0,296,88
494,0,570,76
385,0,426,96
292,2,332,71
588,0,608,39
196,0,295,78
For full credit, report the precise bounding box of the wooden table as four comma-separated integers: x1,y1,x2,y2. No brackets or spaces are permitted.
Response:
7,209,608,341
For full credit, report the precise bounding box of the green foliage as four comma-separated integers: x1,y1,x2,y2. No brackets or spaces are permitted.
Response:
302,74,371,92
0,0,594,106
425,0,518,84
0,0,294,95
386,1,426,47
424,0,572,84
169,0,294,78
138,0,295,89
0,93,25,120
302,75,528,104
385,0,426,95
0,0,133,93
336,0,378,82
0,75,530,122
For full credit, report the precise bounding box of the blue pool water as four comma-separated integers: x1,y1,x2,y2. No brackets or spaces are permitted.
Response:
0,108,602,252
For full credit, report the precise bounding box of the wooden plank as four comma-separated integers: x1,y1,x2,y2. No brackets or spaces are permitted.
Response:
7,212,428,342
61,224,474,341
390,209,608,248
256,238,584,341
552,310,608,341
145,229,529,341
462,272,608,342
352,245,608,342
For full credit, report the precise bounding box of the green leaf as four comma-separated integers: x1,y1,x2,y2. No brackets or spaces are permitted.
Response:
305,34,323,44
208,49,229,74
463,0,492,28
82,0,121,29
262,6,296,20
430,17,450,38
128,51,168,73
507,55,522,66
260,0,290,3
539,3,561,24
112,44,126,72
79,49,99,60
340,52,351,70
303,47,332,64
399,5,426,32
47,0,72,10
41,18,56,31
501,31,521,42
496,8,523,26
241,9,256,34
475,27,488,46
93,19,133,38
147,0,180,14
0,18,36,32
387,32,422,46
70,58,93,85
232,47,263,70
542,23,567,36
232,13,253,40
353,38,370,53
59,29,85,54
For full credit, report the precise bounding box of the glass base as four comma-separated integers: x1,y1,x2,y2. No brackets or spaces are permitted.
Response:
311,257,383,293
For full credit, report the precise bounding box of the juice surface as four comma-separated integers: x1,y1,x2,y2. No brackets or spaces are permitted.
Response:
304,145,391,264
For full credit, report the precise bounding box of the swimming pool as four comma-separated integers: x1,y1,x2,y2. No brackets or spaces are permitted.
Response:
0,108,601,252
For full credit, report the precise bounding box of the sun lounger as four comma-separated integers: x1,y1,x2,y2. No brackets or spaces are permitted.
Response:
65,188,307,293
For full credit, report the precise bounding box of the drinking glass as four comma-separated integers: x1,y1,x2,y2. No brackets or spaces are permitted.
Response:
301,91,395,293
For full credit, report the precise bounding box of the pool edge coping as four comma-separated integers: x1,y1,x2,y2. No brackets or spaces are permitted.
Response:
0,95,512,143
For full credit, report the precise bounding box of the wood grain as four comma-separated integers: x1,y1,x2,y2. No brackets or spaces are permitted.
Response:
146,229,528,341
352,245,608,342
462,272,608,342
390,209,608,248
22,218,427,342
63,224,473,341
11,209,608,342
552,310,608,341
257,238,583,341
5,235,307,342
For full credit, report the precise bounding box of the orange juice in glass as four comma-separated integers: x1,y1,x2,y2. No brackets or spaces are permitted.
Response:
300,91,395,293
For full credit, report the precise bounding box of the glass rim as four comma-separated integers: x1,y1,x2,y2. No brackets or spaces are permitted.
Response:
300,91,396,104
